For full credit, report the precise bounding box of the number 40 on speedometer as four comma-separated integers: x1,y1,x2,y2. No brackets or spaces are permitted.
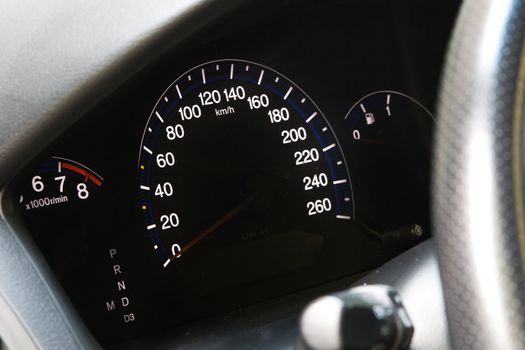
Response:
138,59,354,268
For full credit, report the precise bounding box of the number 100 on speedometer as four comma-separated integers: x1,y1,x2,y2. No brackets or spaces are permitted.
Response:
138,59,354,268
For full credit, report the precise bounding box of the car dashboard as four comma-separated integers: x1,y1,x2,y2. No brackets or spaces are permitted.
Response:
0,1,459,348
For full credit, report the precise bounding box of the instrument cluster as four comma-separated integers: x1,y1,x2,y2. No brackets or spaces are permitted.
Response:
3,0,459,346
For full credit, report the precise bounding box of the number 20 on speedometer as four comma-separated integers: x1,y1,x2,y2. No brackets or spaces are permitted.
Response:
138,59,354,268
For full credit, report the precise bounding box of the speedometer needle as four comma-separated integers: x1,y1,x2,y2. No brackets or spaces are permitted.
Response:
175,192,258,259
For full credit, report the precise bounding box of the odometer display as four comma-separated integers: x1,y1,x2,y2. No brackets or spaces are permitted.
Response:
139,59,354,292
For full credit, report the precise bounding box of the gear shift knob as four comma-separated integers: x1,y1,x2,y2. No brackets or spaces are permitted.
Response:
297,285,414,350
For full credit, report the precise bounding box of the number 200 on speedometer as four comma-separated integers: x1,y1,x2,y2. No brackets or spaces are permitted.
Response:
138,59,354,269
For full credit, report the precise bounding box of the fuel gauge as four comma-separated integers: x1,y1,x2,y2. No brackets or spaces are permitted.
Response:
345,91,434,241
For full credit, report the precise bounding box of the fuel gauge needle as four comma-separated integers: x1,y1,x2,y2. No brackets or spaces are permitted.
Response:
174,192,258,260
356,138,392,145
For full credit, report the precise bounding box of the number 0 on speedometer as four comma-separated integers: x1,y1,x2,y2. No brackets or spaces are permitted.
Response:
138,59,354,269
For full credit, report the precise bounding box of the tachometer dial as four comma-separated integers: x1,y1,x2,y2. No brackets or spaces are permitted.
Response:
16,156,105,276
138,59,354,282
19,156,103,211
345,90,433,238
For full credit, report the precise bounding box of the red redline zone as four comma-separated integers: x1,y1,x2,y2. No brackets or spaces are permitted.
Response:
61,162,102,187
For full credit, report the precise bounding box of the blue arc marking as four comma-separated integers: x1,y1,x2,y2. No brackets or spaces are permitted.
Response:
138,59,355,266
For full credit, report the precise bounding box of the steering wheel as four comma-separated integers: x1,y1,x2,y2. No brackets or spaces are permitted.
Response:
434,0,525,348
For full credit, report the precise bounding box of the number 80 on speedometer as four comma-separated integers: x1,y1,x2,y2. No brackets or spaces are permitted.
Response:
138,59,354,268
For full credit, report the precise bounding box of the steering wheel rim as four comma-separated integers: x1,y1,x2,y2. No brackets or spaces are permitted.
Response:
434,0,525,348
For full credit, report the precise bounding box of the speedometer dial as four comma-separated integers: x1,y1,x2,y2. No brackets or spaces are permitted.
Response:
138,59,353,281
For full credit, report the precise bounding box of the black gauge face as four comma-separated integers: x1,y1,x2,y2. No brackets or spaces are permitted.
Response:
17,157,105,273
139,59,354,289
345,91,433,237
19,156,103,208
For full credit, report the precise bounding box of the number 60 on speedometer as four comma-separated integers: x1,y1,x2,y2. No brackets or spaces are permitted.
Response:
138,59,354,269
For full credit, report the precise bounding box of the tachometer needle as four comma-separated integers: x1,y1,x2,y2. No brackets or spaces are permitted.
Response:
175,192,258,259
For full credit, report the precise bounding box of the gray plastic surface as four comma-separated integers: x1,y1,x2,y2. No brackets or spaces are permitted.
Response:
0,0,240,348
0,218,96,350
0,0,240,187
435,0,525,348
